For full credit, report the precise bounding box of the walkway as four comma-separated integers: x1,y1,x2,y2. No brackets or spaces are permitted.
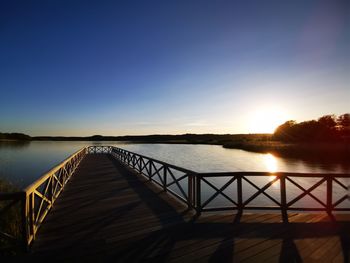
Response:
30,154,350,262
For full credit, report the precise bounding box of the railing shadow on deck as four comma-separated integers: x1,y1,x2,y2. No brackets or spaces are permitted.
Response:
186,218,350,262
107,155,190,221
103,155,191,262
56,209,349,262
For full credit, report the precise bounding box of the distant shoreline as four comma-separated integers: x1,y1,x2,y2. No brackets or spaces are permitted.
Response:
1,134,349,165
0,133,272,144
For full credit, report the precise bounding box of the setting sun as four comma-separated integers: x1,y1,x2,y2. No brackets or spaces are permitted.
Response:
248,108,288,133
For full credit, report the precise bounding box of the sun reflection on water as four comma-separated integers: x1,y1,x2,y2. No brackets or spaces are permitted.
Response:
264,153,277,173
264,153,278,183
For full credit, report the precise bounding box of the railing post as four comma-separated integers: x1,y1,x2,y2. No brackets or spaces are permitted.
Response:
49,176,54,204
30,192,35,240
237,175,243,213
149,161,152,181
280,174,288,222
188,173,193,208
163,167,167,191
138,157,142,172
196,175,201,214
327,176,333,215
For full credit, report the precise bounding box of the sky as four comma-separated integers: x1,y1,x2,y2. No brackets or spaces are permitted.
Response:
0,0,349,136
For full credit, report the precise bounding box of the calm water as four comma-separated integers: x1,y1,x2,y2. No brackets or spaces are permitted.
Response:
1,141,349,209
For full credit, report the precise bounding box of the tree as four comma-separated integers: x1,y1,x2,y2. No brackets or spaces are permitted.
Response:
273,114,349,142
337,113,350,139
273,120,297,141
318,115,337,129
337,114,350,130
0,132,31,140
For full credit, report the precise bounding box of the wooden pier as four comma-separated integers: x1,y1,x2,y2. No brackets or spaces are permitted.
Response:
1,146,350,262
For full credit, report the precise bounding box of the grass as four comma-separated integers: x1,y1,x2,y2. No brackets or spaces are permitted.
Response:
0,179,23,255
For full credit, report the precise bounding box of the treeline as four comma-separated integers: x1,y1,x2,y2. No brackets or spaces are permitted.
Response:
0,132,31,141
0,132,271,143
34,133,271,144
274,113,350,142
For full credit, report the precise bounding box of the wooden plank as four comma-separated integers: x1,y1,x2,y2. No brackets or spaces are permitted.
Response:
166,213,287,262
245,213,341,262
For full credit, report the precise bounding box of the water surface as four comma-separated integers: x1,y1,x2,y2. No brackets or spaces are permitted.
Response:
1,141,349,188
1,141,350,210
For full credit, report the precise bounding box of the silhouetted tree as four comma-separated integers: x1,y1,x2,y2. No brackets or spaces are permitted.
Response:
273,120,297,141
0,132,31,140
318,115,337,129
337,114,350,129
337,113,350,138
273,113,350,142
91,135,104,141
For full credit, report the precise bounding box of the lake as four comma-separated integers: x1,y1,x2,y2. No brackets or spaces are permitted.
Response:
1,141,349,188
1,141,349,210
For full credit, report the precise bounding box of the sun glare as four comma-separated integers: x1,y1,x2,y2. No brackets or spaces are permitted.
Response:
248,108,287,133
264,153,278,184
264,153,278,173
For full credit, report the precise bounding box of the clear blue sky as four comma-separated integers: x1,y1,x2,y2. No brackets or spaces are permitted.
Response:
1,0,349,136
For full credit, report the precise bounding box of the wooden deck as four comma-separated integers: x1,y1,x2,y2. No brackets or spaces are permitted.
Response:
28,154,350,262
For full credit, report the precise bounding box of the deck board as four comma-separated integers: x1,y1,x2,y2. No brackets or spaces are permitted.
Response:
28,154,350,262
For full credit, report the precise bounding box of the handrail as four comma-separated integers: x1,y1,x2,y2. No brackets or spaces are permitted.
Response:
24,147,87,193
107,147,198,207
23,147,87,246
99,146,350,216
196,172,350,214
1,147,88,250
197,171,350,178
87,146,193,174
112,147,195,174
1,145,349,252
